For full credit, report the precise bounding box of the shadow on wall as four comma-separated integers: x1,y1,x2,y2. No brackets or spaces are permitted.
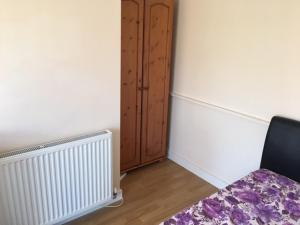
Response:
167,0,179,149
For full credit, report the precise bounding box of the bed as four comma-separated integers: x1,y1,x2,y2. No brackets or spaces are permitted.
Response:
161,116,300,225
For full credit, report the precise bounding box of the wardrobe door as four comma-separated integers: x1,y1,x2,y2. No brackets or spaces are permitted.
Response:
141,0,174,163
121,0,144,171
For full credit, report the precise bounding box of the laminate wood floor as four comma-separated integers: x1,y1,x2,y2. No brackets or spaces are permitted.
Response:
67,160,218,225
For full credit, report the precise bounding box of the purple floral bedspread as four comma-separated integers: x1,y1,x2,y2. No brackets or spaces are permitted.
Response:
161,169,300,225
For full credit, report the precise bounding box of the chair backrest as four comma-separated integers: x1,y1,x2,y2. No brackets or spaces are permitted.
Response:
260,116,300,182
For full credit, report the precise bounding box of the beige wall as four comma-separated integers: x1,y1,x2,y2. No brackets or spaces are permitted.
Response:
0,1,120,187
169,0,300,187
173,0,300,121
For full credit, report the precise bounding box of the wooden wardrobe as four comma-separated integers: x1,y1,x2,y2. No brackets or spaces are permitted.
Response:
121,0,174,172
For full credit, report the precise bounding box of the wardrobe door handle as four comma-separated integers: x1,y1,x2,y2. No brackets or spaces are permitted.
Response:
138,86,149,91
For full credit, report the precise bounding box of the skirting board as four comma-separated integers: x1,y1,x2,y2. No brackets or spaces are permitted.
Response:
168,152,228,189
57,191,123,225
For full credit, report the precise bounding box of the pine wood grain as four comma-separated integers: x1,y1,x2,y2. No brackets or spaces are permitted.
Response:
141,0,174,164
121,0,175,172
121,0,144,171
67,160,217,225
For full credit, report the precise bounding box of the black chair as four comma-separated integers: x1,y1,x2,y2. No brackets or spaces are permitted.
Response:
260,116,300,182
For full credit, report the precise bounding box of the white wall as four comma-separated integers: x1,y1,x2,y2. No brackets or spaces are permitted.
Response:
169,0,300,188
0,0,120,188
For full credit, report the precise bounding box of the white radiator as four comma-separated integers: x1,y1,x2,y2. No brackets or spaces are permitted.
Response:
0,130,122,225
